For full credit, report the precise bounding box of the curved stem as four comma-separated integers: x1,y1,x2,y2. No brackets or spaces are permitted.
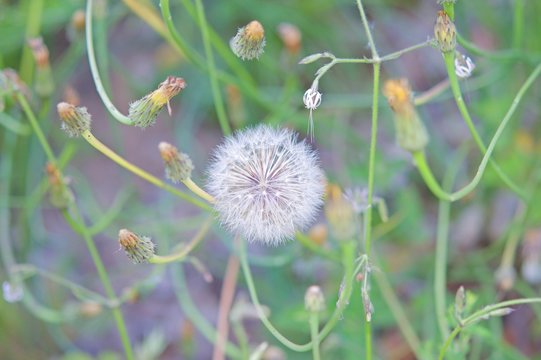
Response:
150,217,212,264
86,0,132,125
193,0,231,135
81,130,212,211
443,52,527,199
309,312,321,360
183,178,215,204
413,62,541,202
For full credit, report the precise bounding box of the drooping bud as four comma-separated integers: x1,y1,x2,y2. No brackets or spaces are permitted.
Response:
158,142,194,183
383,78,429,152
128,76,186,128
277,23,301,55
230,20,266,60
57,102,92,137
28,37,54,97
45,163,74,209
455,51,475,79
118,229,156,264
303,86,322,139
434,11,456,53
304,285,325,312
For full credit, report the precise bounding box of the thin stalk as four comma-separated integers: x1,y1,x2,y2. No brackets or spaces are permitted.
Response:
150,217,212,264
438,298,541,360
16,90,134,359
193,0,231,135
413,62,541,201
19,0,44,82
512,0,524,49
239,240,357,352
81,130,212,211
309,312,321,360
86,0,132,125
183,178,215,203
442,52,526,199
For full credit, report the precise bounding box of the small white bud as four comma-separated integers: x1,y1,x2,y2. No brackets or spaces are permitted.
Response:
455,52,475,79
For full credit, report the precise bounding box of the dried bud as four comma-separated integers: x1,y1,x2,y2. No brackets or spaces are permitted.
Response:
434,11,456,53
118,229,156,264
455,52,475,79
230,20,266,60
28,37,49,68
325,184,356,241
226,84,245,127
128,76,186,128
79,302,103,318
28,37,54,97
45,163,74,209
308,223,328,246
305,285,325,312
159,142,194,183
277,23,301,55
383,78,429,152
57,102,92,137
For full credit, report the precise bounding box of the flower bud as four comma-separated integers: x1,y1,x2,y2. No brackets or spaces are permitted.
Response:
128,76,186,128
455,51,475,79
28,37,54,97
158,142,194,183
454,285,466,322
79,302,103,318
226,84,246,127
57,102,92,137
383,78,429,152
230,20,266,60
45,163,74,209
118,229,156,264
434,11,456,53
277,23,301,55
67,10,86,41
325,184,356,241
305,285,325,313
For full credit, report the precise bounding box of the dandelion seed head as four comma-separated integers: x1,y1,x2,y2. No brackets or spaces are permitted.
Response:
207,125,325,245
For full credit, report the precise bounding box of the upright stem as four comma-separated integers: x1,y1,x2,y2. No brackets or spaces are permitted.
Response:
19,0,44,82
309,312,321,360
512,0,524,49
193,0,232,135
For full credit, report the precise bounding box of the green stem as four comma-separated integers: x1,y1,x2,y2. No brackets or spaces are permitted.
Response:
439,298,541,359
149,217,211,264
512,0,524,49
414,62,541,201
193,0,231,135
443,52,526,199
62,209,134,360
309,312,321,360
86,0,133,125
81,130,212,211
15,91,134,359
19,0,44,82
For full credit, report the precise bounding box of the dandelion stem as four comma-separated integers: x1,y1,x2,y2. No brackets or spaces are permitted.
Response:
86,0,132,125
150,218,212,264
81,130,212,211
193,0,232,135
414,62,541,202
309,312,321,360
443,51,527,199
183,178,215,203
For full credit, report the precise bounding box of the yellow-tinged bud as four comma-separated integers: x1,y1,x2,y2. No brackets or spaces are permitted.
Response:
325,184,356,241
57,102,92,137
118,229,156,264
230,20,266,60
304,285,325,312
45,163,74,209
158,142,194,183
383,79,429,152
434,11,456,53
128,76,186,128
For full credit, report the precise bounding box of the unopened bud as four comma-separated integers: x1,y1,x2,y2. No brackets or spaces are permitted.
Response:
118,229,156,264
45,163,74,209
68,10,86,41
128,76,186,128
230,20,266,60
362,288,374,322
57,102,92,137
305,285,325,312
277,23,301,55
158,142,194,183
484,307,515,319
434,11,456,53
454,286,466,322
325,184,356,241
455,52,475,79
79,302,103,318
495,266,516,291
383,78,429,152
28,37,54,97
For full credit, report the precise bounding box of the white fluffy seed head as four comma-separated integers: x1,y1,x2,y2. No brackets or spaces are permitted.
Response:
206,125,325,246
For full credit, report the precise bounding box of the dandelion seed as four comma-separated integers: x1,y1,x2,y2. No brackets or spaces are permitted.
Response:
454,52,475,79
303,87,322,140
206,125,325,245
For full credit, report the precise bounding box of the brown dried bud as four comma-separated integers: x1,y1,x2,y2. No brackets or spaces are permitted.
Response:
57,102,91,137
118,229,156,264
28,37,49,68
45,163,74,208
159,142,194,183
230,20,266,60
277,23,302,55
